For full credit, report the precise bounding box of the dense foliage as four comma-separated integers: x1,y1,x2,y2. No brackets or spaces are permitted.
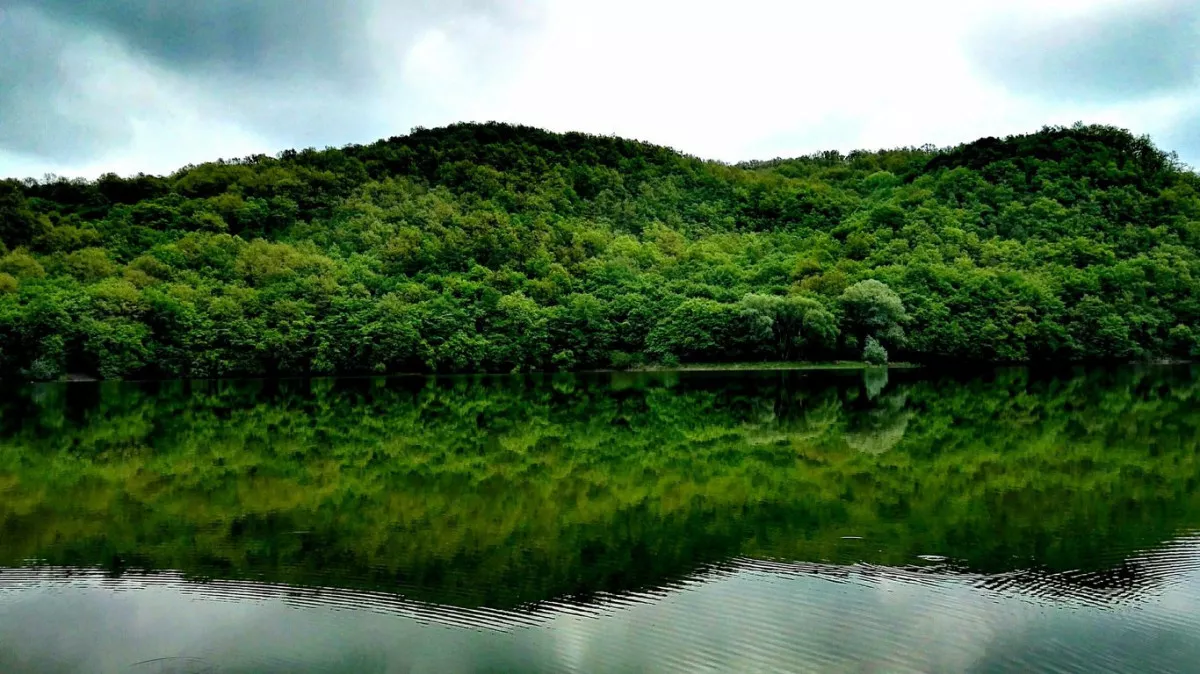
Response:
2,366,1199,607
1,123,1199,378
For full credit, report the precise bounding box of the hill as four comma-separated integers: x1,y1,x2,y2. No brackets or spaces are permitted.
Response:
0,122,1198,379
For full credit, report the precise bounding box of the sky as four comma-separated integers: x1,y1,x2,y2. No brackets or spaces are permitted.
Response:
0,0,1197,179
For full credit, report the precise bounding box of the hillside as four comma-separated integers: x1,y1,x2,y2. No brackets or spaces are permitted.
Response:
0,122,1198,379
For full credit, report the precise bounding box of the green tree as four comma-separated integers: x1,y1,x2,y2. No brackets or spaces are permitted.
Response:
863,336,888,365
737,294,838,359
0,180,47,247
0,249,46,279
839,280,908,350
647,299,742,362
64,248,117,282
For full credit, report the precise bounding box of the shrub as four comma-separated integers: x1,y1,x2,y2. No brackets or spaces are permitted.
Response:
863,336,888,366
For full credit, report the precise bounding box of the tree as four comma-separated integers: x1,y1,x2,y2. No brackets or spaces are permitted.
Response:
1168,325,1198,358
737,294,838,360
839,280,908,350
550,293,614,368
0,181,47,248
647,299,742,362
0,249,46,279
64,248,117,282
863,337,888,365
489,292,550,370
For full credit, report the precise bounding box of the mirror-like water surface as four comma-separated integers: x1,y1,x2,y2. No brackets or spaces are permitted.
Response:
2,366,1200,672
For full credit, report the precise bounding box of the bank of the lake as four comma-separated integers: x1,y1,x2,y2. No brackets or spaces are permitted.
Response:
631,360,920,372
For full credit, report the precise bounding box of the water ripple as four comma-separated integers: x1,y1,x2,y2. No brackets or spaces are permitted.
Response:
2,533,1199,673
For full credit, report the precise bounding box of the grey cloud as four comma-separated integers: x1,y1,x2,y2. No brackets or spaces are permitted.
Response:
0,0,538,164
0,7,135,160
968,0,1200,103
21,0,376,85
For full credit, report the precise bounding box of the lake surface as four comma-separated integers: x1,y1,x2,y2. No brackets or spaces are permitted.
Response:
2,366,1200,673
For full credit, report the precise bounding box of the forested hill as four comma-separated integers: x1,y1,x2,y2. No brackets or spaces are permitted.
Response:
0,122,1198,379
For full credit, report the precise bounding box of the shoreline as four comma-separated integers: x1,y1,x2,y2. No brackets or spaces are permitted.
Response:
627,361,920,373
12,359,1196,384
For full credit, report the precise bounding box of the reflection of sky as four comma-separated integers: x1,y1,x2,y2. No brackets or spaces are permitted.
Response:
3,541,1199,673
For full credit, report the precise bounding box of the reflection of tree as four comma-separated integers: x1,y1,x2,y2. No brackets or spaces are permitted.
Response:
0,366,1198,608
863,367,888,400
843,379,912,455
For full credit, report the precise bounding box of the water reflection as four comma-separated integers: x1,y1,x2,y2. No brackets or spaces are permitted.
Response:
3,538,1200,673
6,532,1200,631
1,366,1200,671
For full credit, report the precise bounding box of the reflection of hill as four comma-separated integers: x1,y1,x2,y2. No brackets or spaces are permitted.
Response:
1,366,1199,608
973,532,1200,605
5,533,1199,631
745,532,1200,608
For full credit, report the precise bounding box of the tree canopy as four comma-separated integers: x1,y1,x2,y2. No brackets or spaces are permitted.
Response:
1,122,1198,379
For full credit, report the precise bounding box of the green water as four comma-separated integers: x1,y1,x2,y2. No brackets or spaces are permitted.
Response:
2,366,1200,672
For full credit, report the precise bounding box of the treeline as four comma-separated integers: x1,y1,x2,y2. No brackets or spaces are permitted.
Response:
1,122,1198,379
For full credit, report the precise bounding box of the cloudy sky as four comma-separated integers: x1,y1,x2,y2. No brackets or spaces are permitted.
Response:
0,0,1197,179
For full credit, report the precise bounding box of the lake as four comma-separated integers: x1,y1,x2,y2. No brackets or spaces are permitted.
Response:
1,366,1199,673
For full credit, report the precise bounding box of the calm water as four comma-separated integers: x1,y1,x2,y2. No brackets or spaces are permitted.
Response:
2,366,1200,673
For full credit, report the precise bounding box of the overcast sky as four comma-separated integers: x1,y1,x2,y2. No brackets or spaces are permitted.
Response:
0,0,1197,179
